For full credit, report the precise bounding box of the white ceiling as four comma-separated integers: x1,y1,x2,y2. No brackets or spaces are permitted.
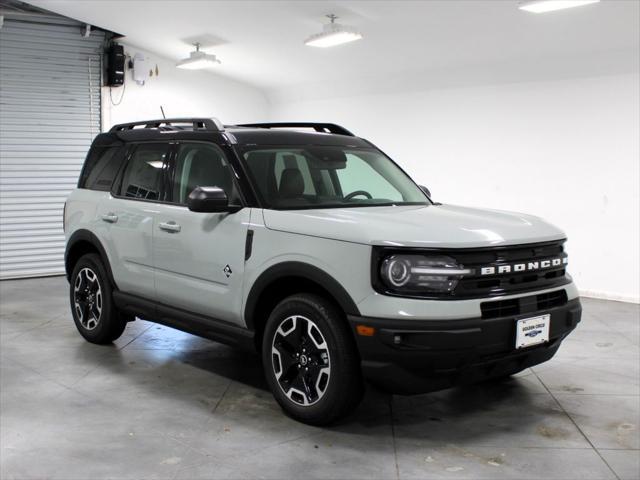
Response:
26,0,640,100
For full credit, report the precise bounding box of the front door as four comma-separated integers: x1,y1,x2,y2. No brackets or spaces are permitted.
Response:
153,142,249,325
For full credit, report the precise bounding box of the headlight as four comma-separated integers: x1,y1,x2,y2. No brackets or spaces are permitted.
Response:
379,254,472,294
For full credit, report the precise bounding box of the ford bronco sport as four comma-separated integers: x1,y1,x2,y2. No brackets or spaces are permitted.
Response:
64,118,582,425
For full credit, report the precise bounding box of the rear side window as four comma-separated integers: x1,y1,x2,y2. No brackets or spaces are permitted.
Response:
119,143,169,201
79,145,126,191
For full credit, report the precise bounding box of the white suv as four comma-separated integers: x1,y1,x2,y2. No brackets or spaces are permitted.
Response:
64,118,582,425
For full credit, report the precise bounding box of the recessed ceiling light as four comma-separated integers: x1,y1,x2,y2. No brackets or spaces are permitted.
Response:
518,0,600,13
176,43,221,69
304,14,362,48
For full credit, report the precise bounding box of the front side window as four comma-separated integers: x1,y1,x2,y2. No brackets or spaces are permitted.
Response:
119,143,168,200
242,146,428,209
171,143,240,205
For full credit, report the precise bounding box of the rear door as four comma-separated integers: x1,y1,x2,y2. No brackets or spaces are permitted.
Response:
153,141,249,325
97,142,172,300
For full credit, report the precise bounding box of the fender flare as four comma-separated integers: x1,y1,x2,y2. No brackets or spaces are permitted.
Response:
244,261,360,330
65,229,117,287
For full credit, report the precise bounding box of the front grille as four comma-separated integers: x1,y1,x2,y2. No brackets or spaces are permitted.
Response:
481,289,568,319
453,240,569,298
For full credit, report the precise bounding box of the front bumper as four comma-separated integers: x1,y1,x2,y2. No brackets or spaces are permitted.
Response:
348,297,582,394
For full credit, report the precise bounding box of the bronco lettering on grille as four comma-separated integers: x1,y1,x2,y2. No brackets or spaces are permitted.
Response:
479,257,568,276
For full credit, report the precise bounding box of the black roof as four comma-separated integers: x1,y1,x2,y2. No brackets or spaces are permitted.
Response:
95,119,371,148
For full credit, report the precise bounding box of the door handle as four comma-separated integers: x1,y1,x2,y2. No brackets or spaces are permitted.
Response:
158,221,181,233
101,213,118,223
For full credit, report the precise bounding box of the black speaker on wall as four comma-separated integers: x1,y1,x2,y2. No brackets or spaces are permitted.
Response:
106,44,125,86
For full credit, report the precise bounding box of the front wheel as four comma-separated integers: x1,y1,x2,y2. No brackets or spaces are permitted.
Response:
69,253,128,344
262,294,364,425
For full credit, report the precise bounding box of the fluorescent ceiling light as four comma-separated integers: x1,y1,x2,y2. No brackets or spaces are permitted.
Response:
176,43,221,69
519,0,600,13
305,14,362,48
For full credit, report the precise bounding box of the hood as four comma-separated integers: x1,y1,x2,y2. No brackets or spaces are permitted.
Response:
261,204,566,248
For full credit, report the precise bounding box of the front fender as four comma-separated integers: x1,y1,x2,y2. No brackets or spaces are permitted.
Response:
244,261,361,330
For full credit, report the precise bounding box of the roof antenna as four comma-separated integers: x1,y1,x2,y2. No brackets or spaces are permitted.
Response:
160,105,166,119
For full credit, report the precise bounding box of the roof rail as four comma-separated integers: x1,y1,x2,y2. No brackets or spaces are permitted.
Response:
234,122,354,136
109,118,224,133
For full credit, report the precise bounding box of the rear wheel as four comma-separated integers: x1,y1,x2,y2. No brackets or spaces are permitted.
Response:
69,253,128,344
262,293,363,425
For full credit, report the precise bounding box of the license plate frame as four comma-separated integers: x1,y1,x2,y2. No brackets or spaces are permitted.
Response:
515,314,550,349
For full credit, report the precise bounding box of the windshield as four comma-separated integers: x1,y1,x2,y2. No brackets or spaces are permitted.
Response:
241,146,429,209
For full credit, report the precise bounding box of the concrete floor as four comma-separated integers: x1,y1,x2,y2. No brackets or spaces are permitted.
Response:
0,276,638,480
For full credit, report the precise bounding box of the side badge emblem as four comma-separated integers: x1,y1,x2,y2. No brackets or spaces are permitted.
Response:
223,265,232,278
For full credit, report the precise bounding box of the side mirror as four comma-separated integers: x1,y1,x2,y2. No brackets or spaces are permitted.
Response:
187,186,239,213
419,185,431,198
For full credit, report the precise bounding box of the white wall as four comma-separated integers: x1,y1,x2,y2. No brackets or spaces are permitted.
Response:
102,45,268,130
269,73,640,303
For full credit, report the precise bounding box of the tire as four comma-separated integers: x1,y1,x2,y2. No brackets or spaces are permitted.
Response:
262,293,364,425
69,253,128,344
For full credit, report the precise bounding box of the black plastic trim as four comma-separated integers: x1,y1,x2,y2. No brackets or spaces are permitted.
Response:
64,229,117,287
245,229,254,261
244,261,360,330
112,291,255,351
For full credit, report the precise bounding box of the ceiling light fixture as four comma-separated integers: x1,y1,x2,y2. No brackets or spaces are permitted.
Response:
176,43,221,69
518,0,600,13
304,14,362,48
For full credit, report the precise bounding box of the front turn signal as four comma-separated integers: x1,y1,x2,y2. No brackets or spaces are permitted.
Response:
356,325,375,337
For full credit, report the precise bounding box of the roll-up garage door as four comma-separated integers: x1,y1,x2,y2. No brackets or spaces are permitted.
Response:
0,13,105,279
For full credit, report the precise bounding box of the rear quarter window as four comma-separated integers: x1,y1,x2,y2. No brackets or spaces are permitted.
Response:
79,145,127,191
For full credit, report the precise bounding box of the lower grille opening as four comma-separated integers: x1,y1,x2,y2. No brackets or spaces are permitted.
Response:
537,289,568,311
480,298,520,319
481,289,569,319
